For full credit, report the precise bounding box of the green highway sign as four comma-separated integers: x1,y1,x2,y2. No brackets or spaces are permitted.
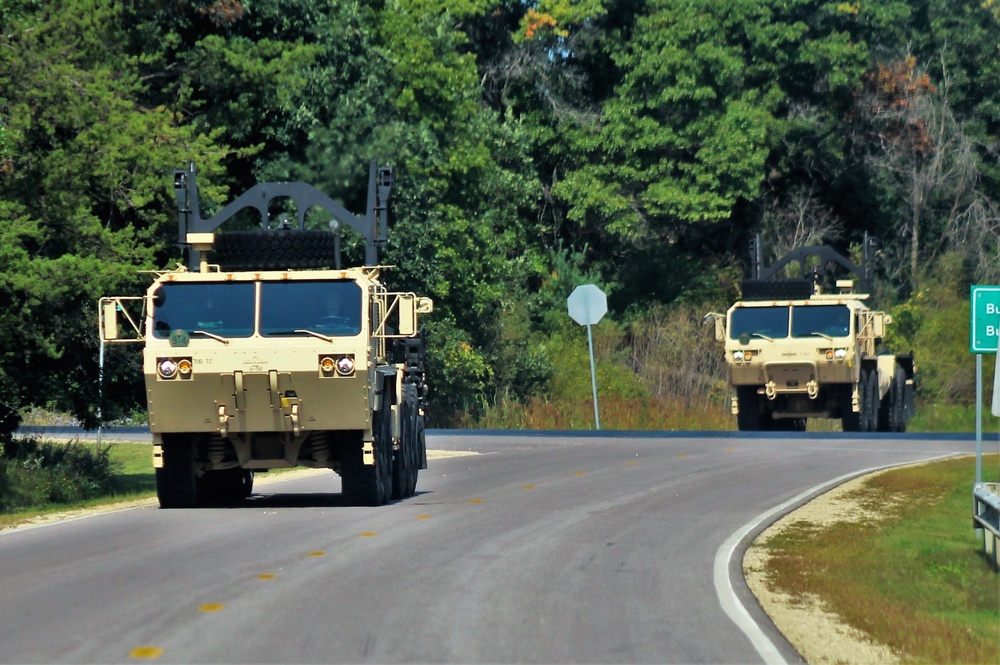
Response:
970,285,1000,353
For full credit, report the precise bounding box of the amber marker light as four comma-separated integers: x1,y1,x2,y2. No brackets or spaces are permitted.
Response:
320,356,335,374
177,358,193,378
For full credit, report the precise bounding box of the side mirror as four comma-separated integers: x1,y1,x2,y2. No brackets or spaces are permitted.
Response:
102,300,119,341
398,294,416,337
704,312,725,341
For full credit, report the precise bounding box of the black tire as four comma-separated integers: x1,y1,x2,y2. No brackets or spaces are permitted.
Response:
877,369,894,432
736,386,763,431
197,468,246,505
242,469,255,497
341,384,394,506
739,279,813,301
392,383,419,500
859,368,880,433
417,410,427,470
213,230,337,272
892,367,907,432
156,436,199,508
775,417,806,432
840,384,861,432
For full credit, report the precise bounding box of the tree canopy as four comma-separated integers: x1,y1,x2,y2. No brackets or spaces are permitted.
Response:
1,0,998,431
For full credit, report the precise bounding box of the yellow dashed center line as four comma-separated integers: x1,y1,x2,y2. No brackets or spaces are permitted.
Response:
360,532,377,538
521,484,536,490
416,514,431,520
256,573,275,580
574,471,586,477
676,453,689,459
198,603,224,613
468,498,483,504
625,461,638,466
128,646,164,659
308,551,326,557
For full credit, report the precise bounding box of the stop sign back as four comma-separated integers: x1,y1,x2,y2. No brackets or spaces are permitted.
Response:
567,284,607,326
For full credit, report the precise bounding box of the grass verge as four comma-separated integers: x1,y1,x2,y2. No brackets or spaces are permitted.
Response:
0,440,314,530
0,441,156,530
755,454,1000,663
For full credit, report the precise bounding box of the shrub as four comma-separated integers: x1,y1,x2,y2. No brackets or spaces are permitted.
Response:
0,437,119,513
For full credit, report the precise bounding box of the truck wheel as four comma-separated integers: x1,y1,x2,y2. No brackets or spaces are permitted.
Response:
156,436,199,508
840,385,861,432
877,371,894,432
735,386,763,431
242,469,255,497
392,384,419,500
341,401,393,506
212,230,337,272
197,468,247,504
780,418,806,432
859,369,879,432
892,368,907,432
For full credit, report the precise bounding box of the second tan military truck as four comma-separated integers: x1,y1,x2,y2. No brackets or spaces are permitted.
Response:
708,236,914,432
100,161,432,507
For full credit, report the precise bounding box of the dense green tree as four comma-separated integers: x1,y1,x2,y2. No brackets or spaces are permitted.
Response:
2,0,999,430
0,0,227,432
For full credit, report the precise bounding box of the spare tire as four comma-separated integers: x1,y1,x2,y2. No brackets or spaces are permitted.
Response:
212,230,338,271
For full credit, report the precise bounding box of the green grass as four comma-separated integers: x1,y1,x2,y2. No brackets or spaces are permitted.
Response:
0,440,311,529
472,396,999,434
0,441,156,529
760,454,1000,663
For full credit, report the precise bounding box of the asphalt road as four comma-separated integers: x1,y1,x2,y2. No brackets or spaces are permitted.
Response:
0,431,976,664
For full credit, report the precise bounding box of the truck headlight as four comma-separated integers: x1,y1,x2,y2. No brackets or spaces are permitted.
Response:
319,354,355,377
157,357,192,380
336,355,355,376
834,348,847,360
733,350,745,361
158,358,178,379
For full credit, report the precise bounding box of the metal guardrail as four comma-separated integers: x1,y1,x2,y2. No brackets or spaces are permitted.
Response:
973,483,1000,569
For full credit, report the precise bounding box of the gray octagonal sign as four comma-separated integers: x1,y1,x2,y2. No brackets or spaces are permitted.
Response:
567,284,607,326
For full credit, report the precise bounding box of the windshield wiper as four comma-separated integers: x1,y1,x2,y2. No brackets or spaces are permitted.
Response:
808,331,834,341
750,332,775,342
192,330,230,345
293,329,334,342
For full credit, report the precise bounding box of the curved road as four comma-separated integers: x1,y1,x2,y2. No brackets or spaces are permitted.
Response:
0,431,973,663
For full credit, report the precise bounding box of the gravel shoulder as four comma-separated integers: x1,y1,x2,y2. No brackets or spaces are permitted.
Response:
743,470,905,665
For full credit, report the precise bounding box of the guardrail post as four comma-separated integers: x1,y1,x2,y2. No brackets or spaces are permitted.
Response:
973,483,1000,570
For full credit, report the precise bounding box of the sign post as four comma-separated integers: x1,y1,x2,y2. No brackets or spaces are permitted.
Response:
969,285,1000,485
567,285,607,430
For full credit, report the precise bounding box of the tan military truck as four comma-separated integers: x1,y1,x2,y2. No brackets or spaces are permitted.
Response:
708,236,914,432
100,161,433,507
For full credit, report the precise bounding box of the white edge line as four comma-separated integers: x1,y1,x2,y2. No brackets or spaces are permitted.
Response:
713,453,958,665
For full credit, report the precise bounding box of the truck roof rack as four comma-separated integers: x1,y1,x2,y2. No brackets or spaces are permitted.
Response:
173,160,392,270
740,233,878,300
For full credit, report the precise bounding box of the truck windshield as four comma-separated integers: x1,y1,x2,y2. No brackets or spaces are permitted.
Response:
152,282,255,338
791,305,851,338
260,280,362,337
730,306,789,339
